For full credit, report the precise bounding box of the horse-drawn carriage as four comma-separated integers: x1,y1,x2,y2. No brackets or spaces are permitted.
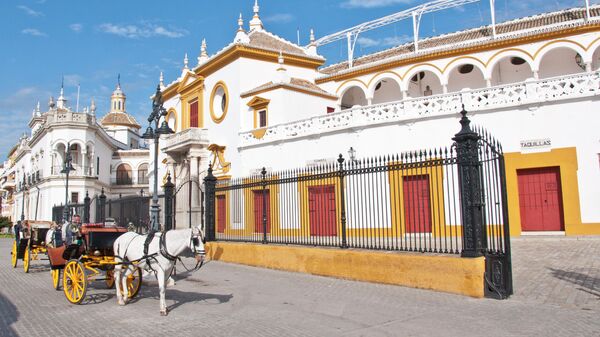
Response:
11,220,53,273
46,223,142,304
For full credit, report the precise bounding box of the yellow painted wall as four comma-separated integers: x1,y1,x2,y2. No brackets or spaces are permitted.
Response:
206,242,486,298
504,147,600,236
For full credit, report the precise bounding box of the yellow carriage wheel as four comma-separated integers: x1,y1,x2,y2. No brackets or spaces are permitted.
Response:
105,270,115,289
63,260,87,304
11,241,17,268
51,269,61,290
23,248,30,273
118,267,142,299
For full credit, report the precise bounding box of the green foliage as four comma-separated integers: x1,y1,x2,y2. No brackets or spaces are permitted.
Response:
0,216,12,228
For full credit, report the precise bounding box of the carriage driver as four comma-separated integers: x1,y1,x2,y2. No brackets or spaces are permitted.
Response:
65,215,82,245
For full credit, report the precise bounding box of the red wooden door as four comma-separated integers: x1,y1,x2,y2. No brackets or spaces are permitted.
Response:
216,195,226,233
403,175,432,233
253,190,271,233
517,167,564,231
308,185,337,236
190,101,198,128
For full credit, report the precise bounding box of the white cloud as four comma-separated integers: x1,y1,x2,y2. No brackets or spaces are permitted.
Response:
98,23,188,39
69,23,83,32
21,28,47,37
63,74,82,87
357,35,410,48
0,86,52,158
341,0,413,9
264,13,294,23
17,5,44,17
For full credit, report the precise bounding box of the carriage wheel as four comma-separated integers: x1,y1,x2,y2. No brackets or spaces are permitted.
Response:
23,248,31,273
105,270,115,289
63,260,87,304
118,266,142,299
11,241,18,268
51,269,61,290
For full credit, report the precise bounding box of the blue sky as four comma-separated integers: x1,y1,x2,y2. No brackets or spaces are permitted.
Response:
0,0,591,158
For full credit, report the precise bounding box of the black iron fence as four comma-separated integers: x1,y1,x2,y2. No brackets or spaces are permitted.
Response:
204,109,512,299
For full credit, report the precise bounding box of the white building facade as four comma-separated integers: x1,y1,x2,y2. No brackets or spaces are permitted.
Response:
154,3,600,236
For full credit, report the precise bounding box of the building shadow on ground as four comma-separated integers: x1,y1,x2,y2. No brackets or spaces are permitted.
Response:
0,293,20,337
548,267,600,298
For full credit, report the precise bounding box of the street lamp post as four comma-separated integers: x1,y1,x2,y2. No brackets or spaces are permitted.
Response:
142,84,174,232
20,173,26,223
61,143,75,223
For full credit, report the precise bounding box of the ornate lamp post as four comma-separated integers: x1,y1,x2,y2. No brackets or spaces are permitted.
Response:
20,173,27,223
61,143,75,223
142,84,174,232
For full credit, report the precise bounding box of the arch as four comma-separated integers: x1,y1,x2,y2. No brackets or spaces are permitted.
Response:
335,79,368,95
137,163,149,185
340,86,368,109
537,45,587,79
402,63,444,92
533,40,588,70
446,62,487,92
367,71,403,94
166,108,177,132
370,76,403,104
443,56,487,79
402,68,444,98
485,49,534,77
115,163,133,185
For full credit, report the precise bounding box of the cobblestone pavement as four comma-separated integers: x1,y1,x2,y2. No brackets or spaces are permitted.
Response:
1,237,599,337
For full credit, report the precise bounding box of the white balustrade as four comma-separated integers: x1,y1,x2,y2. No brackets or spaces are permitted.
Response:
240,72,600,147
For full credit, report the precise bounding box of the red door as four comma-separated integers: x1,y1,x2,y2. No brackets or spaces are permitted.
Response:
517,167,564,231
190,101,198,128
403,175,432,233
253,190,271,233
308,185,337,236
216,195,226,233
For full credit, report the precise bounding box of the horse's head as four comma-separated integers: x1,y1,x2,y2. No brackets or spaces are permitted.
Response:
190,225,206,263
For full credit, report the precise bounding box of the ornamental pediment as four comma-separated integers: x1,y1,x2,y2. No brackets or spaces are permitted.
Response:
177,72,204,95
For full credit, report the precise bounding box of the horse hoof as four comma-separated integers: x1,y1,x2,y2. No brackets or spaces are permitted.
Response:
160,310,168,316
118,301,125,306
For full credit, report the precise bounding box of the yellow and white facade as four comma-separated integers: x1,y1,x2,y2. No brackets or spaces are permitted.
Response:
154,2,600,235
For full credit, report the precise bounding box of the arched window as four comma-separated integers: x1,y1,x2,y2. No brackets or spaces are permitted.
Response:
116,163,132,185
137,163,149,185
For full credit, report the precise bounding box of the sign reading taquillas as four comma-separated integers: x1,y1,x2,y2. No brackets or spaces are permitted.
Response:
520,138,551,150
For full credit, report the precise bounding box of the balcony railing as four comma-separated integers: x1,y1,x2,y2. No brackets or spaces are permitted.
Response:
161,127,210,152
51,165,95,177
240,71,600,147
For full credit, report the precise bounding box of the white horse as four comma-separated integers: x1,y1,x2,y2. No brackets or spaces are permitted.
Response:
113,225,206,316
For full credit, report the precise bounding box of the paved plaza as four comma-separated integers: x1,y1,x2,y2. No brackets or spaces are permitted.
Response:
0,237,599,337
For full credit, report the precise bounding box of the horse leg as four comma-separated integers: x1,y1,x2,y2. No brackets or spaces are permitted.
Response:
157,268,168,316
121,266,131,304
114,264,124,306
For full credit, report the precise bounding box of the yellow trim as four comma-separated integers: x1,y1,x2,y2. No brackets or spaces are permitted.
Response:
209,81,229,124
247,96,270,130
251,128,267,139
532,39,587,59
504,147,591,236
318,25,600,84
335,79,368,95
365,70,404,89
208,143,231,175
442,56,487,73
386,161,448,238
206,242,486,298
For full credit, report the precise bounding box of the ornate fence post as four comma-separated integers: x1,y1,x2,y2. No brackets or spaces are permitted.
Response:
203,164,217,242
163,173,175,231
261,167,268,244
83,191,91,224
453,107,486,257
337,154,348,248
98,188,106,224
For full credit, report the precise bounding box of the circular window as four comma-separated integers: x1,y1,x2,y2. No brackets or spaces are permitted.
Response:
458,64,474,74
210,82,229,124
510,57,526,66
